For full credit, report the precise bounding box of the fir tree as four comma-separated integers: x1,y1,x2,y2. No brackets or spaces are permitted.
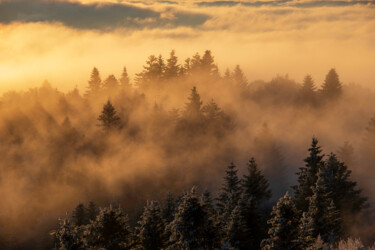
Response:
298,74,317,105
201,50,219,78
103,74,119,92
51,218,85,249
298,212,315,249
86,67,102,96
87,201,99,222
98,100,121,131
321,68,342,100
167,187,218,249
182,86,203,122
242,157,272,205
72,203,87,226
261,192,300,250
85,205,133,249
136,201,166,250
119,66,131,89
165,50,180,78
232,65,248,87
216,162,242,221
293,137,324,212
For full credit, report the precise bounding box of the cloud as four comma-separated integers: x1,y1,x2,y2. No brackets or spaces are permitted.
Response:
0,0,209,30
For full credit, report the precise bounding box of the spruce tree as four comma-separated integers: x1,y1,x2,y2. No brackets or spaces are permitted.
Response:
51,218,85,249
261,192,300,250
321,68,342,100
103,75,119,92
293,137,324,212
119,66,131,89
85,205,133,249
167,187,218,249
165,50,180,78
87,201,99,222
298,212,315,249
298,75,317,105
232,65,248,87
182,86,203,123
98,100,121,131
136,201,166,250
216,162,241,221
242,157,272,205
72,203,87,226
86,67,102,96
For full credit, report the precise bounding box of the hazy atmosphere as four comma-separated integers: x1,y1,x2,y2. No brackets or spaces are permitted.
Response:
0,0,375,249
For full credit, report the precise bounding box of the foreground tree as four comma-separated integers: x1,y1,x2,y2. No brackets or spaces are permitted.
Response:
261,192,300,250
293,137,324,212
98,100,121,131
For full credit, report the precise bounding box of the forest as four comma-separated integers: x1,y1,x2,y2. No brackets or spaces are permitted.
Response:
0,50,374,249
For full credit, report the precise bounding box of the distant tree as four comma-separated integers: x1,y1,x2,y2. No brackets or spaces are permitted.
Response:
72,203,87,226
182,86,203,122
86,67,102,96
119,66,131,89
224,68,231,81
202,99,231,137
136,54,165,88
103,75,119,92
216,162,242,221
201,50,219,78
136,201,166,250
293,137,324,212
165,50,180,78
190,53,202,73
161,192,176,225
85,205,133,249
232,65,248,87
298,75,317,105
98,100,121,131
337,141,356,168
242,157,272,205
321,68,342,100
261,192,300,250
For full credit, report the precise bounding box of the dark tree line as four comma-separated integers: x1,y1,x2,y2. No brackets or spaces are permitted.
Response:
52,138,367,249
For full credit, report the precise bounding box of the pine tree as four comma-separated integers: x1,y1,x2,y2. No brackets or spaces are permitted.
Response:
216,162,242,222
119,66,131,89
182,86,203,123
321,68,342,100
261,192,300,250
323,200,343,246
87,201,99,222
136,201,166,250
103,75,119,92
86,67,102,96
167,187,218,249
98,100,121,131
201,50,219,78
319,154,366,233
298,212,315,249
85,205,133,249
298,74,317,105
293,137,324,212
51,218,85,249
165,50,180,78
72,203,87,226
136,54,165,88
242,157,272,205
232,65,248,87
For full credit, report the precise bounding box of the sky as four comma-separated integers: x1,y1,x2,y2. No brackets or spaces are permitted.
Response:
0,0,375,93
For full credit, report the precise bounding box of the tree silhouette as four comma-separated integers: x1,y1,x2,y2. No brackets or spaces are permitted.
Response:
98,100,121,131
321,68,342,100
165,50,180,79
86,67,102,96
119,66,131,89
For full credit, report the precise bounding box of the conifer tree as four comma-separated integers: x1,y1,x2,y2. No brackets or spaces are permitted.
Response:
232,65,248,87
86,67,102,95
103,75,119,92
298,212,315,249
51,218,85,249
242,157,272,205
98,100,121,131
261,192,300,250
293,137,324,212
162,192,176,225
72,203,87,226
136,201,166,250
201,50,219,78
87,201,99,222
321,68,342,99
298,75,317,105
119,66,131,89
84,205,133,249
167,187,218,249
182,86,204,123
165,50,180,78
337,141,355,168
216,162,242,221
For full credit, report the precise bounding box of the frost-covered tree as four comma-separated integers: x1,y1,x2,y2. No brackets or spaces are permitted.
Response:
98,100,121,131
261,192,300,250
167,187,218,249
293,137,324,212
84,205,133,249
136,201,166,250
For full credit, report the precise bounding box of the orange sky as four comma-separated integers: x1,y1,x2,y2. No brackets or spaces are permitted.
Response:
0,0,375,93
